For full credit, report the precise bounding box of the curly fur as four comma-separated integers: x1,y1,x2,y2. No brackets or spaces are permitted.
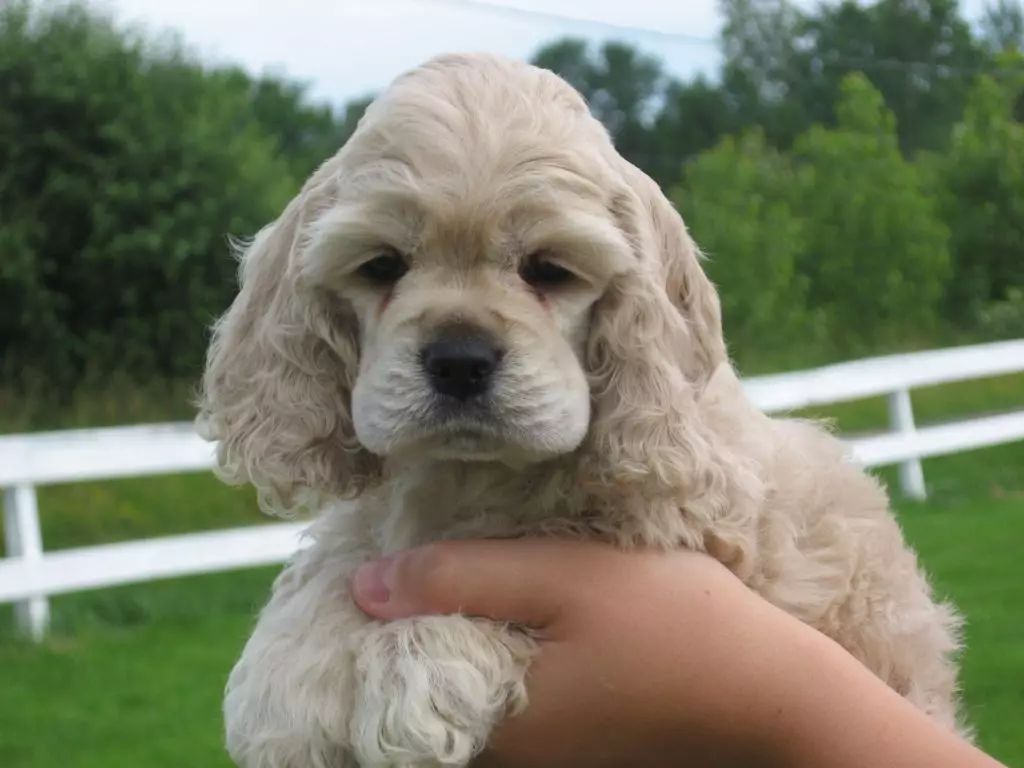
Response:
197,53,968,768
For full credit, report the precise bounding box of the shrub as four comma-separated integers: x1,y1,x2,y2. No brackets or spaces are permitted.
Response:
789,74,951,353
0,1,299,388
676,130,822,368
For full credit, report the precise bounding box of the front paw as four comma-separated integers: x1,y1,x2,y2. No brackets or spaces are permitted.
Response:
349,615,535,768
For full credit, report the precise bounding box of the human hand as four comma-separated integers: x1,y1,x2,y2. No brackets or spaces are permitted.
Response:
352,539,811,767
351,538,1005,768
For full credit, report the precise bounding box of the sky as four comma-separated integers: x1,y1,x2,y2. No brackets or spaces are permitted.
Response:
92,0,992,108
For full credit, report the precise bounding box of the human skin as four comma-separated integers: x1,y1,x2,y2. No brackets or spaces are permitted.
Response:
351,539,1006,768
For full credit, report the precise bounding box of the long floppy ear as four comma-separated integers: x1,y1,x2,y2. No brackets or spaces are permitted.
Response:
616,163,727,380
195,160,380,517
583,159,760,574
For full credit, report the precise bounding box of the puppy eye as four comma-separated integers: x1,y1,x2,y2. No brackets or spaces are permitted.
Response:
357,249,409,286
520,252,575,290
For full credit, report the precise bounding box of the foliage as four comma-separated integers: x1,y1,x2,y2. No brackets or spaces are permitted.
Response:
975,288,1024,340
931,60,1024,325
2,0,1023,393
214,67,356,182
531,38,673,181
788,74,951,352
981,0,1024,55
678,75,955,360
675,130,819,363
718,0,990,155
0,1,300,386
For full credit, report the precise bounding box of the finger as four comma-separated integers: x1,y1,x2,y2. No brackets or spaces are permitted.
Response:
351,537,618,626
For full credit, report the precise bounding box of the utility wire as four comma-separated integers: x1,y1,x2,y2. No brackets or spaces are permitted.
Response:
413,0,1024,77
415,0,719,45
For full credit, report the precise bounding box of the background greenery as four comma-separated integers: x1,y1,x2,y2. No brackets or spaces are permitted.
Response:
2,0,1024,396
1,0,1022,766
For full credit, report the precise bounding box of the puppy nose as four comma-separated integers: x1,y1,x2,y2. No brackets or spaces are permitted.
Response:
422,331,502,401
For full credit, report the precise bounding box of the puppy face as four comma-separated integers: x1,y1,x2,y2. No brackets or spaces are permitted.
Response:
197,53,728,516
299,111,634,464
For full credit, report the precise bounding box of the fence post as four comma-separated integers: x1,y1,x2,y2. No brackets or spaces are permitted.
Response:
2,484,49,640
886,389,927,500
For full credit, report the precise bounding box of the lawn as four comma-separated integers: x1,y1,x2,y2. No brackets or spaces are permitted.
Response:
1,375,1022,767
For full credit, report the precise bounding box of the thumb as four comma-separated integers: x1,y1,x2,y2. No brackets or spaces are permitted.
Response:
351,538,607,626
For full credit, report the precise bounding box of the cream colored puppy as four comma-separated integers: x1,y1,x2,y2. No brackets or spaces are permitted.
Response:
197,53,968,768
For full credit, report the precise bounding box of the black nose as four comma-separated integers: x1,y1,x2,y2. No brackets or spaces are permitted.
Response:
422,331,502,401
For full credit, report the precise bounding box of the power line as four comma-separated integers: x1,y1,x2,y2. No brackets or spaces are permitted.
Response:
412,0,1024,78
415,0,719,46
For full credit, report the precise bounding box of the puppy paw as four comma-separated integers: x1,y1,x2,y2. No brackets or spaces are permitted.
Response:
349,615,534,767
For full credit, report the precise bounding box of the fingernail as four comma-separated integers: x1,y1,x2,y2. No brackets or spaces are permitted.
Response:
353,554,398,606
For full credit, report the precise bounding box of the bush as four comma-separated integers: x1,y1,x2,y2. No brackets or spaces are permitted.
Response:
789,74,951,353
675,130,823,368
678,76,954,364
1,6,1018,401
975,288,1024,340
0,1,299,388
931,58,1024,326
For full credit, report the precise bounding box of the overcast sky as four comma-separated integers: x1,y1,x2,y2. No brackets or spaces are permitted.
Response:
91,0,992,108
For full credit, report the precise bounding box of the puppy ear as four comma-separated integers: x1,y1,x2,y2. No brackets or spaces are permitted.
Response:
583,161,759,574
613,163,727,380
196,164,379,517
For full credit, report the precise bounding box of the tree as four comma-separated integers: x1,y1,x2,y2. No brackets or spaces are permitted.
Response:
649,76,735,186
717,0,808,147
675,131,817,367
210,68,374,183
805,0,987,154
338,95,374,146
718,0,990,154
531,38,672,180
789,74,951,351
0,1,299,386
980,0,1024,54
246,72,349,180
932,58,1024,328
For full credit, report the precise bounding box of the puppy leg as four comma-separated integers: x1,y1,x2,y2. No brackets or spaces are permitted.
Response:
350,616,535,768
223,545,368,768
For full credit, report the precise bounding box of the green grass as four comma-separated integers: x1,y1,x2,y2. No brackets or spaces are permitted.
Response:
0,592,262,768
0,375,1022,767
900,494,1024,762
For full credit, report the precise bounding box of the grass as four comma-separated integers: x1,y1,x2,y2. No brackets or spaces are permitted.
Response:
0,374,1022,767
900,493,1024,761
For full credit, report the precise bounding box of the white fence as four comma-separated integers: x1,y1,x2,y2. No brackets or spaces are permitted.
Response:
2,339,1024,640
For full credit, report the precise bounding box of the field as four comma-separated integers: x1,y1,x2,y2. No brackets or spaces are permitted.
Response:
1,375,1023,767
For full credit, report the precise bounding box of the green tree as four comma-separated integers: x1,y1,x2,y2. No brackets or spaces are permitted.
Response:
531,38,672,181
717,0,808,147
210,68,373,182
718,0,990,154
980,0,1024,54
238,70,352,180
649,76,735,187
790,74,951,351
0,0,298,386
675,131,817,366
931,58,1024,330
804,0,987,154
338,95,374,146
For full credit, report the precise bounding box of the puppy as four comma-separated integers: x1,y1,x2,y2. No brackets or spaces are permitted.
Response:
197,53,968,768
